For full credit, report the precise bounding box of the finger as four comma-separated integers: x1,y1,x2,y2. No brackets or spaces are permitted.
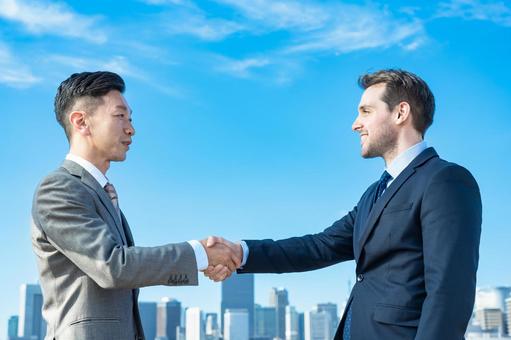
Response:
214,266,231,282
207,235,222,247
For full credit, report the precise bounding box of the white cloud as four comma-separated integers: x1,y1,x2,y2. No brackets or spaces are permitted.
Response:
437,0,511,26
166,14,244,41
215,0,328,31
0,43,40,88
216,56,271,78
46,55,146,80
212,0,425,56
0,0,107,43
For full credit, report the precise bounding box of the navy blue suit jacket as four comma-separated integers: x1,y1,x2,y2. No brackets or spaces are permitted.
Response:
238,148,481,339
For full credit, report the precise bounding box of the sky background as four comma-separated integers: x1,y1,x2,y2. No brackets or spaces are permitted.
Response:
1,0,510,338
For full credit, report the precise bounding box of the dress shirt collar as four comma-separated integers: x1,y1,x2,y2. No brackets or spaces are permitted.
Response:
65,153,109,188
385,141,428,181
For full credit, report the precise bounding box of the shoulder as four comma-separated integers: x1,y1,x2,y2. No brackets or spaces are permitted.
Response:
34,166,91,203
425,158,479,189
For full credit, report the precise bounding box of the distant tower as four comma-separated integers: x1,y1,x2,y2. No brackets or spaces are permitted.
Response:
224,309,249,340
157,297,182,340
269,287,289,340
314,303,338,335
186,307,204,340
221,273,254,336
18,284,46,340
7,315,18,340
254,304,276,339
304,309,331,340
285,306,300,340
139,301,157,340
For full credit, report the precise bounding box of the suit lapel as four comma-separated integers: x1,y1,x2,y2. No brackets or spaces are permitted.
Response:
120,211,135,247
355,148,439,260
61,160,128,245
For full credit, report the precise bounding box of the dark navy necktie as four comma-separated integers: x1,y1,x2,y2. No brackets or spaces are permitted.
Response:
374,171,392,202
343,171,393,340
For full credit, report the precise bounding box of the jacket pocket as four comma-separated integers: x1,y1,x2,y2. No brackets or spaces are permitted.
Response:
373,304,420,327
64,317,121,340
382,203,413,215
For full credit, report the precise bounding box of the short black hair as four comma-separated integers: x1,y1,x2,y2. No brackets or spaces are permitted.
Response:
54,71,125,140
358,69,435,136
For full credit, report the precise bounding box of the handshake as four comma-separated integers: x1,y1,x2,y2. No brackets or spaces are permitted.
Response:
199,236,243,282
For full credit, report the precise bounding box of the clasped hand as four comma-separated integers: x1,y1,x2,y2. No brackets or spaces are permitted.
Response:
200,236,242,282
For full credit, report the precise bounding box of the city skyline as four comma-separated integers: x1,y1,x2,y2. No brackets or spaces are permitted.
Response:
1,0,511,338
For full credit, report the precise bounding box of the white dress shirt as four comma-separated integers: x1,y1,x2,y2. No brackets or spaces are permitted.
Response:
65,153,209,270
239,140,429,267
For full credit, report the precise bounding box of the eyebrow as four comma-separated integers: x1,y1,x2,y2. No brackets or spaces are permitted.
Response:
115,105,133,115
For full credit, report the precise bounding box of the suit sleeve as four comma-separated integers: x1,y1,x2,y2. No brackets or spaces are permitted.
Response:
415,165,482,340
238,207,357,274
32,173,198,289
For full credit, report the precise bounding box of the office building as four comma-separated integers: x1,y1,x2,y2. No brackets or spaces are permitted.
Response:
205,313,219,340
269,287,289,340
221,273,254,337
285,306,300,340
157,297,182,340
314,303,338,336
506,297,511,336
304,309,331,340
185,307,204,340
7,315,18,340
475,308,504,332
139,301,157,340
475,287,511,312
254,304,276,339
224,309,249,340
18,284,46,340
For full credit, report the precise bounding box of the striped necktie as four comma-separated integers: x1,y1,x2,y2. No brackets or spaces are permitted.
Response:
104,182,121,219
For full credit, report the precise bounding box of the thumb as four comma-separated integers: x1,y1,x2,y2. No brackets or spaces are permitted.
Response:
207,235,221,247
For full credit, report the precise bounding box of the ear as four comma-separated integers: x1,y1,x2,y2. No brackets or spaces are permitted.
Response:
394,101,411,126
68,111,90,136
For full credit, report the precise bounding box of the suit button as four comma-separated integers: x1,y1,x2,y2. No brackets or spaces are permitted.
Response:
357,274,364,282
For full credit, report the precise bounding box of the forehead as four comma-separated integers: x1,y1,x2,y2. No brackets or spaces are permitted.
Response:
102,90,132,114
359,83,386,107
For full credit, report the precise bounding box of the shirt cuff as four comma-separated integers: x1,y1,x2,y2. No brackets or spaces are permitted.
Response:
187,240,208,271
240,240,249,267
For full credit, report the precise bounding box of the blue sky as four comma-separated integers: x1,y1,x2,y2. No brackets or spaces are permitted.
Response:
1,0,510,337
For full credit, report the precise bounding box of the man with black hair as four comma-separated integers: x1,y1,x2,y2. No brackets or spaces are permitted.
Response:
31,71,239,340
205,69,482,339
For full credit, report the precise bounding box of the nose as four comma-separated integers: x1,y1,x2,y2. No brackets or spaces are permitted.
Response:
126,121,135,136
352,114,362,132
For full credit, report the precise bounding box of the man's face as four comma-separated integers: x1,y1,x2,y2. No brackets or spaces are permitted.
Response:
85,90,134,163
352,84,397,159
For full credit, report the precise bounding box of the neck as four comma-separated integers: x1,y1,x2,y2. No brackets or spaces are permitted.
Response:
383,134,423,167
69,143,110,175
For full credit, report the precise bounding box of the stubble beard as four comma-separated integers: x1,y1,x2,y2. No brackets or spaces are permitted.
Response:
361,124,397,160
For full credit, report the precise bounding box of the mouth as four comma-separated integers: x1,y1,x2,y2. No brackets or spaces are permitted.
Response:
359,133,368,145
121,141,131,148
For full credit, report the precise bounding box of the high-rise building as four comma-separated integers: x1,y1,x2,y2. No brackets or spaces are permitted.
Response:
18,283,46,340
157,298,182,340
221,273,254,337
176,326,186,340
475,308,504,333
475,287,511,311
506,296,511,336
298,313,305,340
314,303,338,336
285,306,300,340
139,301,157,340
269,287,289,340
224,309,249,340
185,307,204,340
7,315,18,340
304,309,331,340
254,304,276,339
205,313,219,340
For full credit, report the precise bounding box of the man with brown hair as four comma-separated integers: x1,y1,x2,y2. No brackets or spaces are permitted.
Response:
206,69,482,339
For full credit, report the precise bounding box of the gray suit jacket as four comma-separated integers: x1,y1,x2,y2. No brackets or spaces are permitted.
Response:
31,160,198,340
